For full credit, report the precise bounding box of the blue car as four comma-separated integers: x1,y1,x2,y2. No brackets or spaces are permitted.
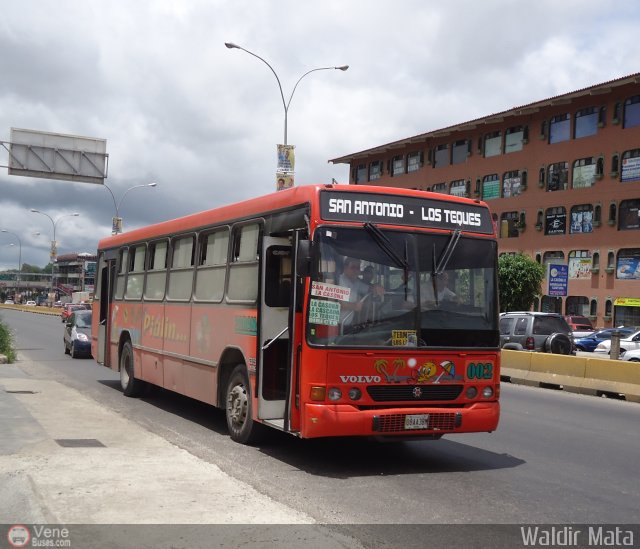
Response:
63,309,93,358
574,328,634,352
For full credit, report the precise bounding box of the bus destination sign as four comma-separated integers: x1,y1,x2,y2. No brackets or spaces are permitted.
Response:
320,191,494,234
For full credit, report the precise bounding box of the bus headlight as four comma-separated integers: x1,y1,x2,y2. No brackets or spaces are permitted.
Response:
348,388,362,401
482,386,494,398
328,387,342,401
466,386,478,399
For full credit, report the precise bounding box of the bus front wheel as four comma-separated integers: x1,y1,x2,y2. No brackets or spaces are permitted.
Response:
225,365,263,444
120,341,143,397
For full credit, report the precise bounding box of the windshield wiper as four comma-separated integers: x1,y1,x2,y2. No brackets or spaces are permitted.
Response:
363,222,409,271
431,226,462,306
434,226,461,275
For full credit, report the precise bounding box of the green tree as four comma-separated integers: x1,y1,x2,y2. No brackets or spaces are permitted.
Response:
498,253,545,312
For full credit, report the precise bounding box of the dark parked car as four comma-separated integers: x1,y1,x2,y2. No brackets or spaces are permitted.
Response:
574,328,634,352
500,312,575,354
63,309,92,358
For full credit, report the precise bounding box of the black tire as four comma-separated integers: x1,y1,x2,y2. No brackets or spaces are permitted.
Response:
545,332,573,355
120,341,143,397
628,357,640,362
225,365,264,445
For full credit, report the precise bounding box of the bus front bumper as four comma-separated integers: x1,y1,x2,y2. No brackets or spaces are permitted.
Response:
301,401,500,439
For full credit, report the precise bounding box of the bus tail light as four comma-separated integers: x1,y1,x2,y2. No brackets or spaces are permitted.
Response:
348,387,362,401
466,386,478,399
525,337,535,350
482,386,494,398
328,387,342,401
310,386,326,401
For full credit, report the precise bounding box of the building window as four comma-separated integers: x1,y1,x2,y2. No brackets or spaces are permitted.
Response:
572,157,596,189
605,299,613,318
543,251,565,266
541,296,562,314
482,174,500,200
505,126,525,153
568,250,591,279
623,95,640,129
574,107,598,139
607,251,615,270
590,299,597,316
452,139,469,165
566,295,589,315
549,113,570,144
369,160,382,181
502,170,522,198
609,202,617,225
618,199,640,231
450,179,468,198
569,204,594,234
594,204,602,225
500,212,519,238
355,164,366,183
431,182,447,194
434,144,449,168
391,155,404,176
616,248,640,279
621,149,640,182
545,207,567,235
407,151,422,173
547,162,568,192
484,131,501,157
592,252,600,271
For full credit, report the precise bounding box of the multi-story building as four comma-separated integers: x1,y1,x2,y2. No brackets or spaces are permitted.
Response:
330,73,640,328
55,252,97,296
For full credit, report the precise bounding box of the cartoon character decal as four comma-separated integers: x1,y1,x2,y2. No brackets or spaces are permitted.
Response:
373,358,463,384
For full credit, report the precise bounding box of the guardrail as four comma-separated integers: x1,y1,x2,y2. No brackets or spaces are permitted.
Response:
501,349,640,403
0,303,60,316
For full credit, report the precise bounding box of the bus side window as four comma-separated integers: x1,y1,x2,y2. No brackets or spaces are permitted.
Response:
265,246,292,307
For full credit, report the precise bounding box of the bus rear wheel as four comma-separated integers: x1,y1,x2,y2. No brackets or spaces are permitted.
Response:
225,365,263,445
120,341,143,397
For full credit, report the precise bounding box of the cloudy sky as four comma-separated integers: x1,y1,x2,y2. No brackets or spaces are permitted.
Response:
1,0,639,269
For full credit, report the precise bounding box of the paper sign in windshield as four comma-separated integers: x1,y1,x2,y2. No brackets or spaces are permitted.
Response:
311,281,351,302
309,299,341,326
392,330,418,346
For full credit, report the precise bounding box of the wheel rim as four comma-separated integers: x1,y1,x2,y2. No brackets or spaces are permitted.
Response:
227,382,248,431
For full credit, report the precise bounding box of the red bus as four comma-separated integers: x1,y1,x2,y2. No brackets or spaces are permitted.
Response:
92,184,500,444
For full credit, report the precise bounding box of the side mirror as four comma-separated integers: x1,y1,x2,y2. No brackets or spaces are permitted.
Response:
296,239,312,277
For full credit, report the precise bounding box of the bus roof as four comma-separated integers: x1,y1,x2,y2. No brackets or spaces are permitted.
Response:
97,184,493,249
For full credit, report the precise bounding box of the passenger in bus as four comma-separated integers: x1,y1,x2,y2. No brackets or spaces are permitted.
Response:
421,271,459,305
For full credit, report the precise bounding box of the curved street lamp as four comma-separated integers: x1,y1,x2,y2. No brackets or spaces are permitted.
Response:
29,209,80,299
0,229,22,283
103,182,158,234
225,42,348,145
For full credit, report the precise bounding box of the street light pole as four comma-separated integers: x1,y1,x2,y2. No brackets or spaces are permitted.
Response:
224,42,348,146
29,209,80,302
0,229,22,283
103,182,158,235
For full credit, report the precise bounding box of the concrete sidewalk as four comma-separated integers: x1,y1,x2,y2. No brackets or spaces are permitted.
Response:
0,362,312,525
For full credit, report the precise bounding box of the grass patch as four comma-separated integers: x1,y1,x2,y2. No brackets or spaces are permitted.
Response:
0,316,16,363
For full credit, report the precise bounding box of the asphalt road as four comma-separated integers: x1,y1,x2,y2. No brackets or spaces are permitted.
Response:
2,307,639,530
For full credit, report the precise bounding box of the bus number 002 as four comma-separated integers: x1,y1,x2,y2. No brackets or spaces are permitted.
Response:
467,363,493,380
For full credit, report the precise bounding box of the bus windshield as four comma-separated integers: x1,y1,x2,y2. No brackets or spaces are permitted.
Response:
307,226,499,349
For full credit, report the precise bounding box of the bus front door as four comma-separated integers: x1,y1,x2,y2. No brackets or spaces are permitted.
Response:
258,236,294,426
97,254,117,367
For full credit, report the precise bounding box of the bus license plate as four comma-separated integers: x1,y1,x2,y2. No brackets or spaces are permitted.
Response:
405,414,429,430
